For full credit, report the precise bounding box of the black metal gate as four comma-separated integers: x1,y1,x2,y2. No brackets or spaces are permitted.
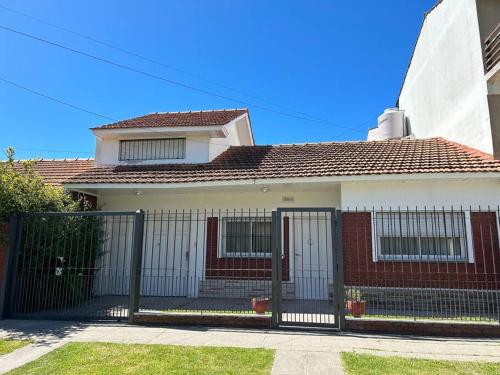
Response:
272,208,343,329
2,211,141,321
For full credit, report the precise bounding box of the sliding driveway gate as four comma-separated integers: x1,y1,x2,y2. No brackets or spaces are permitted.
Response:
2,211,141,320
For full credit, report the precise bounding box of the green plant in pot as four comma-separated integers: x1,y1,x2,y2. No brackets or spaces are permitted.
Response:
346,288,366,318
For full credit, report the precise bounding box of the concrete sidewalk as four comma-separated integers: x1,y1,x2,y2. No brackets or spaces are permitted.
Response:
0,320,500,374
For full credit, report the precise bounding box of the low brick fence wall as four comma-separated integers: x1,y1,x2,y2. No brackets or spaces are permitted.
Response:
345,318,500,337
133,312,272,329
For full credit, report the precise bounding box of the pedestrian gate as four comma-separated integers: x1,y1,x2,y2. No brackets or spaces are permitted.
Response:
272,208,343,329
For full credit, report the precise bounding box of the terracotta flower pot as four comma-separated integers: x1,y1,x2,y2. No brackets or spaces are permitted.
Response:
251,297,270,314
350,300,366,318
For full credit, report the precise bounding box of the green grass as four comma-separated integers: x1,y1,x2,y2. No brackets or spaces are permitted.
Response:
341,352,500,375
0,338,32,355
8,342,275,375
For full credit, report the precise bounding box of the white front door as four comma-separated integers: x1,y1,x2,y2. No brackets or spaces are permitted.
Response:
290,215,333,300
141,215,191,297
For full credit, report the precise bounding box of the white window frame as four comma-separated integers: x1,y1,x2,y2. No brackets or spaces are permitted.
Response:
118,138,186,161
371,211,474,263
219,217,272,258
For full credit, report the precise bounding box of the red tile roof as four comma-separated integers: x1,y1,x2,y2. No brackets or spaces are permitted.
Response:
65,138,500,185
12,159,95,186
92,109,248,130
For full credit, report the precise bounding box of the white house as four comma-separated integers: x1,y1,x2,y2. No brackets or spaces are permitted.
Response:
36,108,497,311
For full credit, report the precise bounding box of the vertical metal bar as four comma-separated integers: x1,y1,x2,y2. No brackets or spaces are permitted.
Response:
334,210,345,330
0,215,21,318
128,210,145,323
271,210,281,328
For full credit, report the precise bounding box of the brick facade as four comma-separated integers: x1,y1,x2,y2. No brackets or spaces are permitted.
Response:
342,212,500,289
205,217,289,280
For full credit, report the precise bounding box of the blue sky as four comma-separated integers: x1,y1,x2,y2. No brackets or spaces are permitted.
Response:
0,0,435,160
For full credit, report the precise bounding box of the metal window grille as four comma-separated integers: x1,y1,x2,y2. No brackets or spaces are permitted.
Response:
119,138,186,161
221,217,272,257
374,211,468,261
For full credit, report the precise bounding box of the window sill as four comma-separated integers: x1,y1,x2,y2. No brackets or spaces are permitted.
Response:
220,253,272,259
374,257,468,263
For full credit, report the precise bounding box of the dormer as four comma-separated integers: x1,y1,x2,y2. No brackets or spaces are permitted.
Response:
91,109,254,166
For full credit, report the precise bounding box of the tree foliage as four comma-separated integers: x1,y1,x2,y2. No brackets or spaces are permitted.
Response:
0,147,78,221
1,148,104,313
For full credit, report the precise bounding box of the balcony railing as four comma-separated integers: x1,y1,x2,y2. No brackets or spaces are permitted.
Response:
484,23,500,73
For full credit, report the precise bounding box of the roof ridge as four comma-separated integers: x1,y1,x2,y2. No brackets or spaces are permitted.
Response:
152,108,248,115
232,137,443,148
10,158,94,162
92,108,249,130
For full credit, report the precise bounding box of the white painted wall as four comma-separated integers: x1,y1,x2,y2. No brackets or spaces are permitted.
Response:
95,136,211,166
398,0,494,154
340,178,500,209
94,185,340,298
93,114,254,166
98,185,340,211
208,121,241,161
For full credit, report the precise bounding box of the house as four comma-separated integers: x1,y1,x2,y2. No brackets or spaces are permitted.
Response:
44,108,499,318
381,0,500,158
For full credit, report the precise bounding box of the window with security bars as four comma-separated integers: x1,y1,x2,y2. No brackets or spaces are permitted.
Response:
221,217,272,257
374,211,470,261
119,138,186,161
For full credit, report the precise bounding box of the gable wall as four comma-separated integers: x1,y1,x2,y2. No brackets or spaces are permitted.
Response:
398,0,493,154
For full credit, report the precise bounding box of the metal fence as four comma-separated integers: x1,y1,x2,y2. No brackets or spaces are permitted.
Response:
1,205,499,328
136,208,341,329
3,211,139,320
138,209,276,316
343,207,500,323
484,22,500,73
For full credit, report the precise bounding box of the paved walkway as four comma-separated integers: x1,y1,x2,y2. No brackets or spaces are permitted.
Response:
0,320,500,374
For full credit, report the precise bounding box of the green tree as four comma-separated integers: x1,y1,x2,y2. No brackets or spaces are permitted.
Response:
1,148,103,313
0,147,78,221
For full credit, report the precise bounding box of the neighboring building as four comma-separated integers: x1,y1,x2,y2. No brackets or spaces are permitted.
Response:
389,0,500,159
11,158,96,207
13,159,94,186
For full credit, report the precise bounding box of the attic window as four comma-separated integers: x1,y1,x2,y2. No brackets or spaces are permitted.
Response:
119,138,186,161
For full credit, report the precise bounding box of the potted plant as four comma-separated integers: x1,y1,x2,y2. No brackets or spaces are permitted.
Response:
251,297,270,314
346,288,366,318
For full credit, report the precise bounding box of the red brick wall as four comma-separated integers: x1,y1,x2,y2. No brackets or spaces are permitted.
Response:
343,212,500,289
205,217,289,280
